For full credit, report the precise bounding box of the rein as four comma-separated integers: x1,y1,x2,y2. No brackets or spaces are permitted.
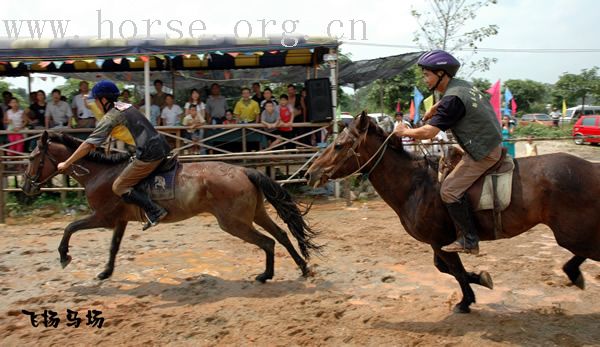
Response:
25,141,90,190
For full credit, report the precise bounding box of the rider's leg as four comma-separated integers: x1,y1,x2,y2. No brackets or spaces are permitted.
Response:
440,146,502,254
113,158,167,229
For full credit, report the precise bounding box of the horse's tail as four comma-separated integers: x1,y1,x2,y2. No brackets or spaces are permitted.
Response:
244,168,321,260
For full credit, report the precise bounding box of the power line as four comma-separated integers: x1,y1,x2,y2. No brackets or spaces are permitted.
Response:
341,41,600,53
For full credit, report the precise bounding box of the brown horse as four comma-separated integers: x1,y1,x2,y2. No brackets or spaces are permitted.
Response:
306,112,600,313
22,131,319,282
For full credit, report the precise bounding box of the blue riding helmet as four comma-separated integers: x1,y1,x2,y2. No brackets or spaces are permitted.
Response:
88,80,120,101
417,50,461,77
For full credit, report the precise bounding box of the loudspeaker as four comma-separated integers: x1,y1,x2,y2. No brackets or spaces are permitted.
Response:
305,78,333,122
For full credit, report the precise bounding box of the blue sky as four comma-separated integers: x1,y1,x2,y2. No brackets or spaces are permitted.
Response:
2,0,598,91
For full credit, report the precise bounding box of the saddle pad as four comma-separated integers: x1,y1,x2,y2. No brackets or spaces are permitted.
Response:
138,163,179,201
475,157,514,211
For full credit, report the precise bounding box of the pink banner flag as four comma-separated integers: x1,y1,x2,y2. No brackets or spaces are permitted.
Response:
511,98,517,115
486,79,501,123
396,100,401,113
409,99,415,120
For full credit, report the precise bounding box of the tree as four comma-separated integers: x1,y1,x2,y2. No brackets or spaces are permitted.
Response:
552,67,600,108
471,78,491,94
411,0,499,76
504,79,548,113
365,67,422,115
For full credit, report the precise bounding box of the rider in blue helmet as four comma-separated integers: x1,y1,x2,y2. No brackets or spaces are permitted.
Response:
57,80,170,230
393,50,503,254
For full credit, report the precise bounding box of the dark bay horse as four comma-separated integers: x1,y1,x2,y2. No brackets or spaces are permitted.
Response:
306,113,600,313
22,131,319,282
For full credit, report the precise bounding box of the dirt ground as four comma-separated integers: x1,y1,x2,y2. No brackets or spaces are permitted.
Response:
1,141,599,346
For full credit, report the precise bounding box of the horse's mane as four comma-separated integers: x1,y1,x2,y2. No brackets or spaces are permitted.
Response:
366,121,441,165
48,133,131,164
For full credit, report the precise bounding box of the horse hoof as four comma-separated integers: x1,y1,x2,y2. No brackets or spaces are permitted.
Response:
301,265,315,278
255,273,272,283
479,271,494,290
574,274,585,290
97,270,113,280
453,303,471,314
60,255,72,269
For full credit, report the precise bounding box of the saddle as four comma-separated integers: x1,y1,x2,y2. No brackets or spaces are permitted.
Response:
135,155,180,201
440,147,515,238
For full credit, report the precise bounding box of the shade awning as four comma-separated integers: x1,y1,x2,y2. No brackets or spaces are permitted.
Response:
0,36,339,76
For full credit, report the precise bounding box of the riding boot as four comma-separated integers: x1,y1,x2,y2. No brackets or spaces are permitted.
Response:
122,189,168,230
441,196,480,255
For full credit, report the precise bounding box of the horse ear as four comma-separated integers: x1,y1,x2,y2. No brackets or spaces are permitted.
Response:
41,130,48,144
356,111,370,132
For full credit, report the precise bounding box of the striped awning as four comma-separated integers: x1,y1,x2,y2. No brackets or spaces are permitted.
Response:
0,36,338,76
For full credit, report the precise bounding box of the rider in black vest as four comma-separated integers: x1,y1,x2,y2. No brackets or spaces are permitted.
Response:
57,80,170,229
393,50,503,255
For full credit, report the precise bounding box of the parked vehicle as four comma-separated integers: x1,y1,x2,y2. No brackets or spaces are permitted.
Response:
572,115,600,145
519,113,554,127
562,105,600,124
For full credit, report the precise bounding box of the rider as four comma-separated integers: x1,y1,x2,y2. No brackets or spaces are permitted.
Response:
393,50,502,254
57,80,171,229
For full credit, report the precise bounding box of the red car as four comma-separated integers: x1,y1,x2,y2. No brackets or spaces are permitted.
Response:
573,115,600,145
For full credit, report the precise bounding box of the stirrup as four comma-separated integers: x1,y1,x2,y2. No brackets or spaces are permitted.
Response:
441,241,480,255
142,210,168,231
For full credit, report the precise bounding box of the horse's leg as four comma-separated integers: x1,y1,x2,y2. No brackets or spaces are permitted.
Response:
434,249,477,313
253,206,310,277
97,221,128,280
562,255,587,289
58,213,109,268
433,252,493,289
218,218,276,283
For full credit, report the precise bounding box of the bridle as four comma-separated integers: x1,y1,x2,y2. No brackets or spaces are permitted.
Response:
328,127,394,180
24,141,90,191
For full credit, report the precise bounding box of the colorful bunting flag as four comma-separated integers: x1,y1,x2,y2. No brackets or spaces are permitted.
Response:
486,79,502,123
413,86,424,124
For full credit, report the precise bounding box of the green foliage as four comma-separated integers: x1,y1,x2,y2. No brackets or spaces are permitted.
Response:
471,78,491,94
552,67,600,107
411,0,499,75
6,192,89,217
504,79,549,113
363,66,426,115
513,123,572,138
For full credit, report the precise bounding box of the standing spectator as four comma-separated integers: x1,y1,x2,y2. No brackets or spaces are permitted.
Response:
182,106,206,154
223,109,237,124
550,108,560,127
272,94,294,148
287,84,304,122
184,89,206,123
160,94,183,126
233,88,260,123
525,135,538,157
2,91,13,114
3,97,27,154
120,89,132,103
28,91,37,105
71,81,96,128
501,116,516,158
261,100,280,147
26,90,47,129
45,89,72,128
260,88,278,111
251,82,263,104
205,83,227,124
151,79,167,109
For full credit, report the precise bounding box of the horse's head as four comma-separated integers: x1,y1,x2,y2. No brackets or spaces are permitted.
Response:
306,111,381,187
22,131,60,196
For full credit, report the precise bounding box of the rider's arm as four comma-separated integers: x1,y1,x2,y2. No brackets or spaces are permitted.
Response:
395,124,441,140
60,142,95,169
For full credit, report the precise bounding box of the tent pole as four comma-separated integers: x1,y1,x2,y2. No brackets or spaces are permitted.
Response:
27,73,32,95
144,59,151,119
328,48,340,198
